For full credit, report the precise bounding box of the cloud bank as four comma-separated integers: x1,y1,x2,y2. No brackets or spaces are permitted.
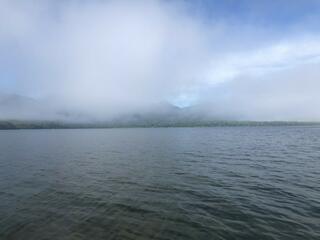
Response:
1,0,320,121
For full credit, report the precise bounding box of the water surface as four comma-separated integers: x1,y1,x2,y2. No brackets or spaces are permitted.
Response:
0,127,319,239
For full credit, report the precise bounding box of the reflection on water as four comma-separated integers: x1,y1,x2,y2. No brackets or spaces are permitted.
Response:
0,127,319,239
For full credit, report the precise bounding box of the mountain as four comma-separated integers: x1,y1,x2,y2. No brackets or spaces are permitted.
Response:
0,93,91,121
0,93,198,123
0,93,318,129
0,93,42,120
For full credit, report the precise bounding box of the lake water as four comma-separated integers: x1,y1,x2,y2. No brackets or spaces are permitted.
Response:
0,127,319,239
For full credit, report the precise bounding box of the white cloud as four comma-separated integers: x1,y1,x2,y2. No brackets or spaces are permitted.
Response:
204,36,320,85
1,0,320,121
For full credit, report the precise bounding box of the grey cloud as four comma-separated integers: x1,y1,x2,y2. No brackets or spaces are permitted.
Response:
1,0,320,121
201,62,320,121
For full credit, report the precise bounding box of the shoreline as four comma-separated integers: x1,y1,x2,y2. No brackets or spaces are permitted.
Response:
1,120,319,130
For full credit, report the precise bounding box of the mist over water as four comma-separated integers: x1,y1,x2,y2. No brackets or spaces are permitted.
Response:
1,0,320,121
1,3,320,240
0,127,319,239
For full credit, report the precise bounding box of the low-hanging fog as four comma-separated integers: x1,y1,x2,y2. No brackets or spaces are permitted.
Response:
1,0,320,121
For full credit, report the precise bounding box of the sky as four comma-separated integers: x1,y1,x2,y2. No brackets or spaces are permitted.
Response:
1,0,320,121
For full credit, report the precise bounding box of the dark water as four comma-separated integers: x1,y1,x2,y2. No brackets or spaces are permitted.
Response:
0,127,319,240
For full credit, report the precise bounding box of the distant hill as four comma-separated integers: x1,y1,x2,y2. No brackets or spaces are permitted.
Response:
0,93,45,120
0,93,88,121
0,93,319,129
